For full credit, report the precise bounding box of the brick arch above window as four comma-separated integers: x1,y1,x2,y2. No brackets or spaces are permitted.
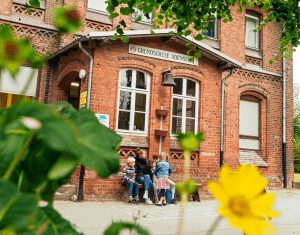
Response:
118,56,156,74
245,7,264,16
170,66,204,83
239,83,269,99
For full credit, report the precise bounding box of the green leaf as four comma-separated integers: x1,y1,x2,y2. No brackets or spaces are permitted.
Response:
33,205,82,235
120,7,132,15
119,20,126,28
121,37,129,43
194,34,204,41
28,0,40,8
72,108,122,178
176,180,200,196
116,27,124,35
134,15,142,22
0,180,38,232
38,119,77,153
53,6,82,33
177,132,205,153
47,155,78,180
0,26,33,77
104,222,150,235
112,33,119,40
111,0,119,7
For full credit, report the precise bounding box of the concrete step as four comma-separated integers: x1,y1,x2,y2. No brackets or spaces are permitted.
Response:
55,184,77,201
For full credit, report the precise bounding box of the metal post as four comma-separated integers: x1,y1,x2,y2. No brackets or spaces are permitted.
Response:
77,41,94,201
220,69,233,167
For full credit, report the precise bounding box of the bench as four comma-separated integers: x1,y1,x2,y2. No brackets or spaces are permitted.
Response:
121,183,144,202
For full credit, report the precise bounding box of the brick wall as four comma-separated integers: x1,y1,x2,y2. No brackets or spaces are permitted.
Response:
0,1,294,199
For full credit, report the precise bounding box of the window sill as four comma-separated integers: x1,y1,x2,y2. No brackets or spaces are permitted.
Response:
131,21,153,30
239,150,268,167
245,48,262,59
202,38,220,50
117,131,148,137
85,10,112,25
118,133,148,148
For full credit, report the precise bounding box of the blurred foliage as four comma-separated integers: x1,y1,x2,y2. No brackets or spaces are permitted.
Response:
1,0,291,233
0,25,45,76
104,222,150,235
0,100,121,234
177,132,205,153
294,114,300,173
53,6,82,33
176,179,199,196
106,0,299,59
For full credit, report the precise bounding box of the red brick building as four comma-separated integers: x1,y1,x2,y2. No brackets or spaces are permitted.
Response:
0,1,294,200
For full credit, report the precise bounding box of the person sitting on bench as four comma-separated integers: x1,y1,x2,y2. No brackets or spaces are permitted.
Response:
123,157,139,203
134,148,153,205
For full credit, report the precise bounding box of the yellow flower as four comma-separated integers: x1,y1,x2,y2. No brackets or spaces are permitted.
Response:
208,164,280,235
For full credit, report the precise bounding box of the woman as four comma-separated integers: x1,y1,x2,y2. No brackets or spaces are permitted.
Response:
134,148,153,205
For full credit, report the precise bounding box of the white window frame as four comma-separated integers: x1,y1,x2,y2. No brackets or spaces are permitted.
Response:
132,8,153,24
170,78,199,135
245,14,260,50
87,0,108,14
116,69,150,135
239,98,260,150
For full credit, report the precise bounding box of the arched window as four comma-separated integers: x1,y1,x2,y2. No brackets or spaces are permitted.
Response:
116,69,150,133
171,78,199,134
239,95,260,150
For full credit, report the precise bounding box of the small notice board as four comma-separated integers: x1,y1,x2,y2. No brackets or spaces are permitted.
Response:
95,113,110,128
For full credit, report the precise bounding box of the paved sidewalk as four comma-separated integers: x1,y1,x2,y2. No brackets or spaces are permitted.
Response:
54,189,300,235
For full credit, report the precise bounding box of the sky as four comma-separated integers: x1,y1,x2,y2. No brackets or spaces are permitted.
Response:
294,47,300,84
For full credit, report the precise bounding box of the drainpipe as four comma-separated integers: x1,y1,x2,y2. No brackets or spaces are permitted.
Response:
282,57,287,188
158,106,163,154
220,68,233,167
77,41,94,201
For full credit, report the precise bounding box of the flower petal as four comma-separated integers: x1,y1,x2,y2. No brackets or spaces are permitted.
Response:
251,193,280,218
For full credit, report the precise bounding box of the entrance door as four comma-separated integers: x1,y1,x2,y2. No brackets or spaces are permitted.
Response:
67,78,81,109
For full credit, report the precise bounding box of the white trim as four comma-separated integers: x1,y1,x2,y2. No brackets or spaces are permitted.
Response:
245,14,259,20
116,69,150,134
170,78,199,135
242,64,281,77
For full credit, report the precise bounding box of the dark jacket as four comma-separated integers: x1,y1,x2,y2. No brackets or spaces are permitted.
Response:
135,157,151,178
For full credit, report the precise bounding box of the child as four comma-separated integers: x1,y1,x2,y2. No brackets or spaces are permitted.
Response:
149,159,159,203
154,152,173,206
123,157,139,203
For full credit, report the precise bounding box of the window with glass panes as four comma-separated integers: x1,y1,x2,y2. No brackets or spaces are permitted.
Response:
171,78,199,134
245,14,260,49
202,19,218,39
87,0,107,13
117,69,150,133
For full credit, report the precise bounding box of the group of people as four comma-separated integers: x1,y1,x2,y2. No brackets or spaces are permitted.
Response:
122,148,176,206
